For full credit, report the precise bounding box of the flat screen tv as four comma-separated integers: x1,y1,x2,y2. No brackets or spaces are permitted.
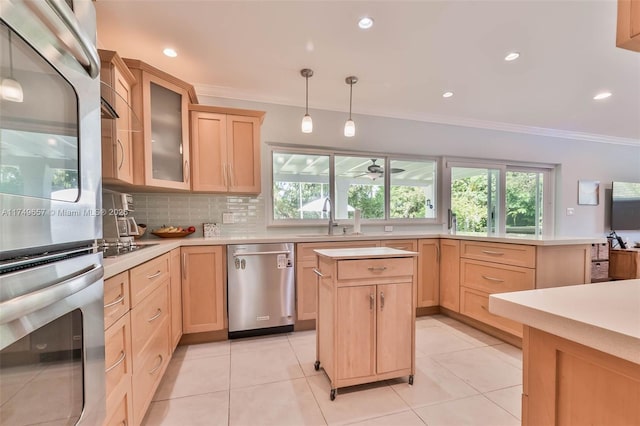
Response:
611,181,640,231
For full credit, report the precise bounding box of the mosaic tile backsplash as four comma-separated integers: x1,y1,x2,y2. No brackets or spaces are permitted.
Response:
132,193,265,238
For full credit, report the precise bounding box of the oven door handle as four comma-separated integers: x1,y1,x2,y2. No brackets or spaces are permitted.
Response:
0,264,103,325
25,0,100,78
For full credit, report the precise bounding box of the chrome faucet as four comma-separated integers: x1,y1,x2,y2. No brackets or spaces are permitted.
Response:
322,197,338,235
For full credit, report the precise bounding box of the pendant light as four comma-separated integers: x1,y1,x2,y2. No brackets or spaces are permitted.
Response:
300,68,313,133
1,29,24,103
344,76,358,137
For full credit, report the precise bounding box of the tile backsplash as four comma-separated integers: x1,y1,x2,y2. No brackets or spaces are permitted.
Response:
132,193,266,238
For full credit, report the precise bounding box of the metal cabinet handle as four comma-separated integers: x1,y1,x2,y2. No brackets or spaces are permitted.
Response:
148,354,163,374
104,294,124,309
146,270,162,279
481,250,505,256
312,268,324,277
380,291,385,310
147,308,162,322
370,293,375,310
116,139,125,170
184,160,190,184
481,275,505,283
105,351,126,373
436,243,441,262
182,253,187,280
368,266,387,272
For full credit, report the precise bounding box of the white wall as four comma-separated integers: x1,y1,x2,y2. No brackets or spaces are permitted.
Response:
200,95,640,241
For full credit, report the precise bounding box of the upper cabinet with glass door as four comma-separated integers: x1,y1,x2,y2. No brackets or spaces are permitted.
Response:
123,59,198,190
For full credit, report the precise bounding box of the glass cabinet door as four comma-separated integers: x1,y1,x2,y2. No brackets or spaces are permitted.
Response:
150,82,184,182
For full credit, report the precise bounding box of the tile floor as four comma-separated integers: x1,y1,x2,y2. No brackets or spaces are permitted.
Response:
142,315,523,426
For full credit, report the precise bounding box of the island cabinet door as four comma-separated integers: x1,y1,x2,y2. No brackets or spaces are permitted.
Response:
336,285,376,380
376,282,413,374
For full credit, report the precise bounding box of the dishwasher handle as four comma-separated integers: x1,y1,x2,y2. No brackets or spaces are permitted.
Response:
232,250,292,257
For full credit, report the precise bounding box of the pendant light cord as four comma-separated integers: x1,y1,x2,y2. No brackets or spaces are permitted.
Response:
305,74,309,115
7,29,15,79
348,81,353,120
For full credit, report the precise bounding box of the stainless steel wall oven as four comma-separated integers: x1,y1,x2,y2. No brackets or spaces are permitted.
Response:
1,1,104,425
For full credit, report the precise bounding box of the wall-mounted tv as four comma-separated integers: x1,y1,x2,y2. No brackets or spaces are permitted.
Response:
611,181,640,231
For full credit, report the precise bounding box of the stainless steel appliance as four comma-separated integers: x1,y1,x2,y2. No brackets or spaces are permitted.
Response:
102,189,139,242
1,1,105,424
227,243,295,338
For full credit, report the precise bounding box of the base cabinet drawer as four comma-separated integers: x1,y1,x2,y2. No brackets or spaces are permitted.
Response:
337,257,414,281
105,314,132,398
461,241,535,267
132,319,170,425
460,259,535,293
131,283,169,360
460,287,524,338
130,253,170,306
104,272,130,330
104,380,133,426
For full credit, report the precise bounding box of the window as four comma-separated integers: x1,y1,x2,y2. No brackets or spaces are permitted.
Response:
269,146,439,225
447,161,552,236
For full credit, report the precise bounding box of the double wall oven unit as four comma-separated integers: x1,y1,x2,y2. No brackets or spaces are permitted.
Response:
1,1,104,425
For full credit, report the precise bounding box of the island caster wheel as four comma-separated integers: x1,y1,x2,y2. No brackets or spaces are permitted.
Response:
314,361,320,371
330,388,336,401
408,375,414,385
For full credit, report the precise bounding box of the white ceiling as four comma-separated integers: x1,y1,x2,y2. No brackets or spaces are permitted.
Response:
95,0,640,145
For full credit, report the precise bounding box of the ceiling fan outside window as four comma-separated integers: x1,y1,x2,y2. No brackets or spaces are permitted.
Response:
351,159,405,180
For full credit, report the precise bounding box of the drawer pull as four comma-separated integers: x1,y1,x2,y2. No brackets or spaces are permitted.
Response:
481,275,505,283
104,294,124,309
148,354,163,375
105,351,126,373
370,293,375,310
147,308,162,322
481,304,488,311
481,250,505,256
380,291,385,310
312,268,324,277
367,266,387,272
147,270,162,279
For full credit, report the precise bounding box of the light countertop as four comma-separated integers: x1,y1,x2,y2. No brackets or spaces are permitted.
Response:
314,247,418,259
489,280,640,364
103,232,605,279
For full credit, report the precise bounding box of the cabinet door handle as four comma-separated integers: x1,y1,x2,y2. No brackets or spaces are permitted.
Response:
370,293,375,310
104,294,124,309
116,139,125,170
312,268,324,277
436,243,441,262
184,160,190,184
182,253,187,280
147,308,162,322
367,266,387,272
105,351,126,373
147,270,162,279
481,275,505,283
481,250,505,256
380,291,385,310
148,354,163,375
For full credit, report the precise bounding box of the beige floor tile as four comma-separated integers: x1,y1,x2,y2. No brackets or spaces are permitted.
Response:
153,354,230,400
414,326,476,356
440,322,503,347
388,356,478,408
431,346,522,393
290,339,323,377
486,343,523,369
484,385,523,420
414,316,443,329
172,340,230,360
307,374,410,425
414,394,520,426
229,378,326,426
230,334,291,354
143,391,229,426
230,344,304,389
288,329,316,343
345,410,426,426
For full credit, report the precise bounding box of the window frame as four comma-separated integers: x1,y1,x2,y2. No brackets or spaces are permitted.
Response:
267,143,441,227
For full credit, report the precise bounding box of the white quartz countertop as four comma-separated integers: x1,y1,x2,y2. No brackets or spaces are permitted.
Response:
314,247,418,259
102,233,605,279
489,280,640,364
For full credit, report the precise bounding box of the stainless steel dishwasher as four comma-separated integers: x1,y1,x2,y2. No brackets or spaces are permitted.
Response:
227,243,295,338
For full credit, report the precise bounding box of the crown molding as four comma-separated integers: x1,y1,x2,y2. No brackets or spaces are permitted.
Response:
194,83,640,147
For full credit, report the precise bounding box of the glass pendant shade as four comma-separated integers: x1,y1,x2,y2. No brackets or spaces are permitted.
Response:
301,114,313,133
344,119,355,137
1,78,24,102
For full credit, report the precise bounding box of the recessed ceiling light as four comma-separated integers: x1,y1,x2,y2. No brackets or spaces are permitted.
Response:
442,91,454,98
358,17,374,29
504,52,520,61
593,91,612,100
163,48,177,58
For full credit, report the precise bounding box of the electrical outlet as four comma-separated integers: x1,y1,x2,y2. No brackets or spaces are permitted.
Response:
566,208,575,216
384,225,393,232
222,212,235,224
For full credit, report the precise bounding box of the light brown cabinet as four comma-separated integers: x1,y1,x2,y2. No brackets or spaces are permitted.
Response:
99,50,137,186
169,248,183,350
617,0,640,52
124,59,198,190
439,239,460,312
181,246,226,333
189,105,264,194
609,248,640,279
315,250,417,399
417,239,439,307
